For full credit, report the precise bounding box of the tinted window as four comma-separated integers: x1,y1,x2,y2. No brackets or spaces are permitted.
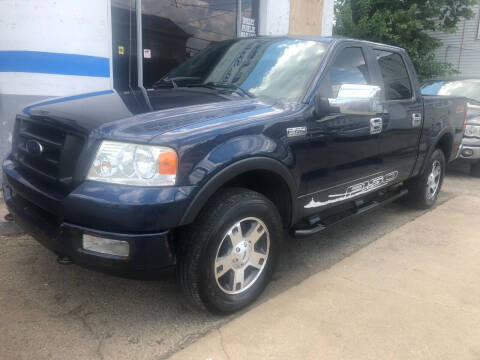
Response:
320,47,370,98
160,39,329,100
375,50,412,100
422,80,480,103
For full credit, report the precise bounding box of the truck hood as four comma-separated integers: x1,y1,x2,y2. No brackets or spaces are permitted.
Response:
22,88,276,142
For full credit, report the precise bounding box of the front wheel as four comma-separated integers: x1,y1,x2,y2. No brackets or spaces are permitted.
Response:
404,148,445,209
177,188,282,314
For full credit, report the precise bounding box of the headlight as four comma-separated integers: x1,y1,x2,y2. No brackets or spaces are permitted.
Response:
465,125,480,138
87,141,177,186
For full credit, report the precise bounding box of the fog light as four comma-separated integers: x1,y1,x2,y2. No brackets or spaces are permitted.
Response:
82,234,129,257
462,148,474,157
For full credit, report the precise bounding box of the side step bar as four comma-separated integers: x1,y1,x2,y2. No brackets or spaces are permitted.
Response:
293,189,408,238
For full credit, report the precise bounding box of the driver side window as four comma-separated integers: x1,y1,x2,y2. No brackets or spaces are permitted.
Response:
319,47,371,98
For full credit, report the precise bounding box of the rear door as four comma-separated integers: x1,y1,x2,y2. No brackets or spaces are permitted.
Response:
370,47,423,182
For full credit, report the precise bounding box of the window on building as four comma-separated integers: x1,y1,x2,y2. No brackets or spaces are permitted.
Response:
111,0,260,91
140,0,259,89
320,47,370,98
374,50,412,100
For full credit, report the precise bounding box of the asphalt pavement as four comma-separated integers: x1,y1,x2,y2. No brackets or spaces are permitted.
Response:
0,164,479,360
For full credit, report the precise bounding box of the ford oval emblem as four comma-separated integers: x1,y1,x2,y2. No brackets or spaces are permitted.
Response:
25,139,44,157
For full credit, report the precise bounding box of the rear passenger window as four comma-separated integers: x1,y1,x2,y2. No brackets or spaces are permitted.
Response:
374,50,412,100
320,47,370,98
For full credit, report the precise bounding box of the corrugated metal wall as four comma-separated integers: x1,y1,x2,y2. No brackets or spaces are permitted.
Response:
428,5,480,77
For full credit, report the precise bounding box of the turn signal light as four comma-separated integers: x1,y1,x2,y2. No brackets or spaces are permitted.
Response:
158,150,177,175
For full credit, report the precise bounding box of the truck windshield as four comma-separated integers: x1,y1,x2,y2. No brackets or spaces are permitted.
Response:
422,79,480,103
155,38,330,100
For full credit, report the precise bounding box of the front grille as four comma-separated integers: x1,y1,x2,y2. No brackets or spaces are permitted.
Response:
13,116,85,186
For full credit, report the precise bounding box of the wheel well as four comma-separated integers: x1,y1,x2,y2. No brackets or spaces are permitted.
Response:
436,133,453,161
220,170,293,228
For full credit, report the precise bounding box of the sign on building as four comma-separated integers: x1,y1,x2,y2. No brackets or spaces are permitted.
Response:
241,17,256,37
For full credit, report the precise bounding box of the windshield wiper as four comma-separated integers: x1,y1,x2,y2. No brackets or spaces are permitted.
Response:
188,82,256,98
152,78,177,88
152,76,202,89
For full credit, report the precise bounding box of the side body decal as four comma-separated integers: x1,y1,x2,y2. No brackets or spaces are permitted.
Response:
305,171,399,208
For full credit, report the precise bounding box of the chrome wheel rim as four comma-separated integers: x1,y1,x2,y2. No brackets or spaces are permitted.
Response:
214,217,270,295
426,160,441,200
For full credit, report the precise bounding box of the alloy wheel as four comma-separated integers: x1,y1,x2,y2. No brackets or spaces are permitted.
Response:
214,217,270,295
426,160,441,200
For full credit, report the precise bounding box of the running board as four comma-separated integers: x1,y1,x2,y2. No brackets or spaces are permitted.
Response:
293,189,408,238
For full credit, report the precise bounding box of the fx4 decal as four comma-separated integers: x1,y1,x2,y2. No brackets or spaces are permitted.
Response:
305,171,399,208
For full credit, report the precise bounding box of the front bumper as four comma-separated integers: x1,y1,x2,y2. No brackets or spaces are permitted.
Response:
2,156,196,272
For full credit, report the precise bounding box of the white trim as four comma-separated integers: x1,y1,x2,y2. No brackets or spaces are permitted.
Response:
258,0,290,36
107,0,114,89
322,0,334,36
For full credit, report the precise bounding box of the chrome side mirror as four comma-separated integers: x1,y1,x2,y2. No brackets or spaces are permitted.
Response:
328,84,382,115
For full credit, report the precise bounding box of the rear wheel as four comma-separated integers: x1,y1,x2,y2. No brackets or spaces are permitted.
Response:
177,188,282,314
404,148,445,209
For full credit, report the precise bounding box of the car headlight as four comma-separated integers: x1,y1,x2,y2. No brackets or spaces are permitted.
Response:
465,125,480,138
87,141,177,186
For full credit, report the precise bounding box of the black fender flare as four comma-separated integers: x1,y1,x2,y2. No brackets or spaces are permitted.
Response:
179,157,297,226
421,128,454,174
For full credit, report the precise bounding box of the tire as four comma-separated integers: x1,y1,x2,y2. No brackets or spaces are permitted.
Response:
471,162,480,177
404,148,445,209
177,188,283,314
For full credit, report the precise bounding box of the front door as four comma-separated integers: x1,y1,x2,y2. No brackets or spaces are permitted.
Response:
302,44,388,213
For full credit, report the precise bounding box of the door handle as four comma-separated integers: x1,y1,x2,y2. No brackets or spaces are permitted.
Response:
412,112,422,128
370,117,383,134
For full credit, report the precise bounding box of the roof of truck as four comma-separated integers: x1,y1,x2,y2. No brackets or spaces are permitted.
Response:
423,77,480,82
252,35,405,52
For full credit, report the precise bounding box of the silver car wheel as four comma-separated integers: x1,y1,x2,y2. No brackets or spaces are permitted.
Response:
426,160,441,200
214,217,270,295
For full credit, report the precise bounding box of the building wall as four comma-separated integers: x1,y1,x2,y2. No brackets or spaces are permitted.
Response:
0,0,112,160
0,0,112,97
258,0,291,36
0,0,333,161
259,0,333,37
428,5,480,77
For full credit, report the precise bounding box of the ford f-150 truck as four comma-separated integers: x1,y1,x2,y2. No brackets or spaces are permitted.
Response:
2,37,467,313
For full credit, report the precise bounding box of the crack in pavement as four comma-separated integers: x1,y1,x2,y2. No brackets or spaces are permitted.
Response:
159,325,225,360
58,304,106,360
217,327,231,360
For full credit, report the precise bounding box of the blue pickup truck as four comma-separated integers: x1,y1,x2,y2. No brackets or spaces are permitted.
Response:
2,37,466,313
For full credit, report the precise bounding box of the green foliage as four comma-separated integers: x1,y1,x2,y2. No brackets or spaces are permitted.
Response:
334,0,477,80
